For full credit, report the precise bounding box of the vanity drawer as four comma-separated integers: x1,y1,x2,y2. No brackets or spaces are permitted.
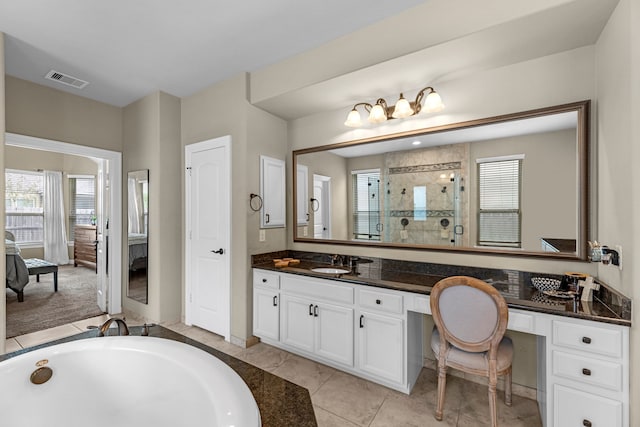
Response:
552,350,622,391
554,384,622,427
253,270,280,290
552,319,623,358
281,275,354,305
359,288,403,315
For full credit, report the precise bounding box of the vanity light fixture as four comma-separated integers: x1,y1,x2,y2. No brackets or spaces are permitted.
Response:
344,86,445,127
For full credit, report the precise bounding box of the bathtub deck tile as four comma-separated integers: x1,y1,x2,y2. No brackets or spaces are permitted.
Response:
14,324,84,348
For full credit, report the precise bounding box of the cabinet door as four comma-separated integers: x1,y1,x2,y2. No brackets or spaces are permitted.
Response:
253,287,280,341
296,164,309,226
358,311,404,384
554,384,622,427
280,294,315,353
315,303,354,367
260,155,286,228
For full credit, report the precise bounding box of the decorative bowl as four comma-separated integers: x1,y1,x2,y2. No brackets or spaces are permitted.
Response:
531,277,562,292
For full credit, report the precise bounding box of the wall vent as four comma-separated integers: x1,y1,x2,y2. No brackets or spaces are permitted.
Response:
45,70,89,89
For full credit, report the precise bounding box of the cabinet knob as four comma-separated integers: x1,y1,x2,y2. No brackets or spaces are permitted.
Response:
262,278,267,283
582,368,592,376
266,213,270,223
272,296,278,307
375,299,381,305
359,315,364,328
583,420,592,427
314,305,319,317
582,336,592,344
309,304,314,316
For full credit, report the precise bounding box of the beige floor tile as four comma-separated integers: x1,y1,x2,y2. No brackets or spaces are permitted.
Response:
314,405,360,427
370,394,458,427
271,353,337,394
312,371,391,426
3,338,22,354
14,324,82,348
235,342,290,371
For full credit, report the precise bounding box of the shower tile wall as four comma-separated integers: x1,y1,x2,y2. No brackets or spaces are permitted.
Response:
384,143,470,246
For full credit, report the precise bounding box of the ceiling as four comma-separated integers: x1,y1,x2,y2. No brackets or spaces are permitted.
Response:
0,0,423,107
0,0,619,117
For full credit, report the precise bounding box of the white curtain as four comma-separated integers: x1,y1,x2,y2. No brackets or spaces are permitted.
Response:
128,177,141,233
44,170,70,265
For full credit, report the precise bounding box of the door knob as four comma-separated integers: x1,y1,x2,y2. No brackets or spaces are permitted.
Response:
211,248,224,254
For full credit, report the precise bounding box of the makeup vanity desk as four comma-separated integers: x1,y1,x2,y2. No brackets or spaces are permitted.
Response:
252,252,631,427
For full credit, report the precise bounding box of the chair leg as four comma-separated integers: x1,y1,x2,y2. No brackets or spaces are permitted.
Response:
435,361,447,421
504,367,512,406
488,365,498,427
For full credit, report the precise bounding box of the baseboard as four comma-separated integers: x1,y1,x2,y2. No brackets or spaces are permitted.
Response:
423,357,537,400
230,335,260,348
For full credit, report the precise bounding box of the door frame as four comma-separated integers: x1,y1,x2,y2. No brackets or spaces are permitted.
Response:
4,132,122,314
184,136,232,340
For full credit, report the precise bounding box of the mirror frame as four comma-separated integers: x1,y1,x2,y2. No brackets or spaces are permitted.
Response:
293,100,590,260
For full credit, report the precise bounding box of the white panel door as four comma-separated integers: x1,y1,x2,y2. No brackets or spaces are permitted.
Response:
280,294,315,353
358,311,404,383
185,136,231,340
315,303,354,366
253,287,280,341
296,164,309,226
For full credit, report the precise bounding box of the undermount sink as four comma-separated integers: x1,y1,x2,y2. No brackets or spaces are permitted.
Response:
311,267,351,275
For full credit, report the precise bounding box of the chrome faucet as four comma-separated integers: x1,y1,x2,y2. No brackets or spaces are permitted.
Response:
331,254,343,266
98,318,130,336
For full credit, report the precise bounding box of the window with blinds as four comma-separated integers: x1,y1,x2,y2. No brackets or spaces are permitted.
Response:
5,170,44,243
352,170,381,241
69,176,96,240
477,157,522,247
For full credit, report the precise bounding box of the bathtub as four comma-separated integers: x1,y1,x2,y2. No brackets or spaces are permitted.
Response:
0,336,261,427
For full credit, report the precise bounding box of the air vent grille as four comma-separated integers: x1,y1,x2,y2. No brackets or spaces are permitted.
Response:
45,70,89,89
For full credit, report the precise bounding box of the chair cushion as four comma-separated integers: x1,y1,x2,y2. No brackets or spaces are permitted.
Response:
431,327,513,373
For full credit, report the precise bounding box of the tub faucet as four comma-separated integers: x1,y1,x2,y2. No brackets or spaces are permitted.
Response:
98,318,130,336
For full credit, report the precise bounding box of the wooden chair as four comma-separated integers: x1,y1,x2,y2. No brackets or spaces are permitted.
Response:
430,276,513,427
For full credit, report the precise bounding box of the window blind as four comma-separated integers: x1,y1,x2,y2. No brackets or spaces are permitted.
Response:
5,170,44,243
478,159,521,247
69,176,96,240
352,170,380,240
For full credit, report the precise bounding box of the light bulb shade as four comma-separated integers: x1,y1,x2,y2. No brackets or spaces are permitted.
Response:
368,103,388,123
423,91,444,113
344,108,362,127
392,94,414,119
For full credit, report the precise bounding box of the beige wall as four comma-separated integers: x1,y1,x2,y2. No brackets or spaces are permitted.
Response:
5,76,122,151
122,92,182,323
595,0,639,422
181,73,288,342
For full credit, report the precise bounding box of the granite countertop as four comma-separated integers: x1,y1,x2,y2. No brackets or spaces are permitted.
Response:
0,326,317,427
253,251,631,327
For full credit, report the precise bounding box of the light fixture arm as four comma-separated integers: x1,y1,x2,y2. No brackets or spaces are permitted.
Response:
413,86,436,115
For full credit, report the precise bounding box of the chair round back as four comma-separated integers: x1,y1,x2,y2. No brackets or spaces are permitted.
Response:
430,276,509,354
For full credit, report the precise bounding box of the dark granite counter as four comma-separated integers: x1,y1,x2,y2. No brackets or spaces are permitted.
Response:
253,250,631,327
0,326,318,427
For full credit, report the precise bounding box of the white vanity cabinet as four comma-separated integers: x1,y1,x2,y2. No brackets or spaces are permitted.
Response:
260,155,286,228
251,268,630,426
548,317,628,427
252,270,280,341
279,274,354,367
356,288,405,385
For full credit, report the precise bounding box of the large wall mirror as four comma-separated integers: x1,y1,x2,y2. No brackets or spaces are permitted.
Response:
127,169,149,303
293,101,590,260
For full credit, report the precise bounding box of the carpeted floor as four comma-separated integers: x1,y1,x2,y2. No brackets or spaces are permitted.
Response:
5,264,105,338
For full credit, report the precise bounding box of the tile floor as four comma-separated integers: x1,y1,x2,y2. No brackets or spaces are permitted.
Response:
5,318,542,427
